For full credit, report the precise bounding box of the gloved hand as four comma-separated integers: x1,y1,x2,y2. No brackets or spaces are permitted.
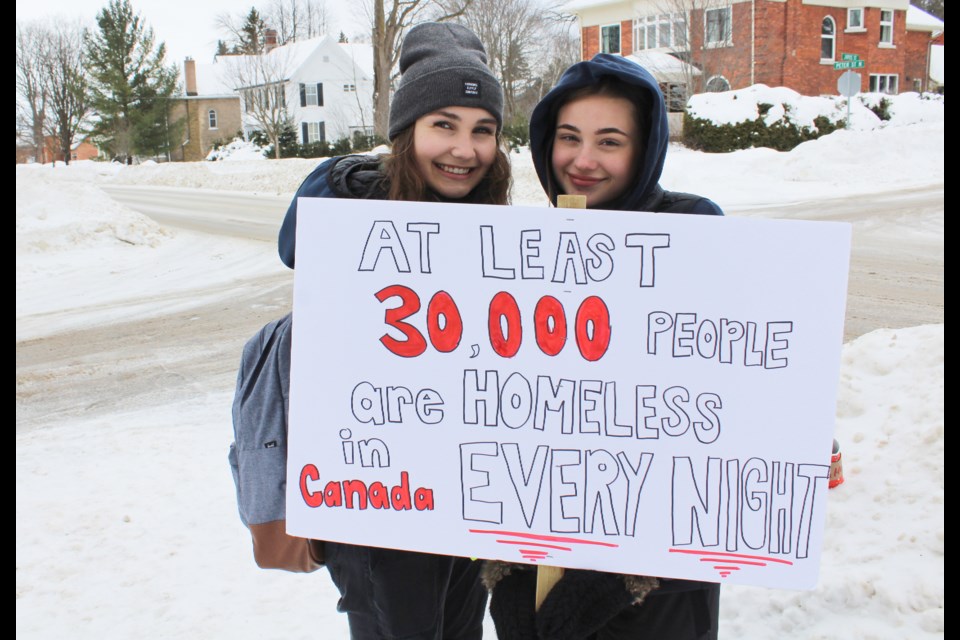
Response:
536,570,658,640
484,561,660,640
485,562,538,640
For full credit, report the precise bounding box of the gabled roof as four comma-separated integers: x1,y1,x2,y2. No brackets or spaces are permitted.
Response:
906,5,944,31
629,50,701,83
191,60,237,95
202,36,373,91
338,43,374,78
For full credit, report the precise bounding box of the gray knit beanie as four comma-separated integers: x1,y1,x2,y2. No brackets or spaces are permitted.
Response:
388,22,504,141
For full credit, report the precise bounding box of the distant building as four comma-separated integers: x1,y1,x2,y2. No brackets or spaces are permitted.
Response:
205,35,374,148
170,58,243,162
16,135,100,164
569,0,944,100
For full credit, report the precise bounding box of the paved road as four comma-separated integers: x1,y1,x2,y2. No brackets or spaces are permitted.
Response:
16,184,943,431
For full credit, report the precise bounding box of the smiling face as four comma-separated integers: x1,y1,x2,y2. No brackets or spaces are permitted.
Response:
412,106,499,200
551,94,639,208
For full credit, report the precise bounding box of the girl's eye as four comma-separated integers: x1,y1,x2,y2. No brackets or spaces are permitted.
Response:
557,134,579,144
433,120,453,130
473,126,494,136
600,138,623,147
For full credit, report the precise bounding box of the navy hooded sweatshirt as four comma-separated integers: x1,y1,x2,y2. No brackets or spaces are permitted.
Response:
529,53,723,216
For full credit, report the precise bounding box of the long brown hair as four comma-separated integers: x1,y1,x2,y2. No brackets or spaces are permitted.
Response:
383,126,512,205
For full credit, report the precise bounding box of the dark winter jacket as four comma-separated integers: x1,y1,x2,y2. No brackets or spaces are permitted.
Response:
278,154,388,269
529,53,723,217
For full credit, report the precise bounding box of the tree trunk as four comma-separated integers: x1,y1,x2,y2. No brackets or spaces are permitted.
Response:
372,0,391,141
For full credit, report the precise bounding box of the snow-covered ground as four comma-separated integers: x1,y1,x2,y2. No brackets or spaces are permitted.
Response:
17,102,943,638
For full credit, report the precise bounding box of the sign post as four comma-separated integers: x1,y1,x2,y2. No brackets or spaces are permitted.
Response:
836,58,863,128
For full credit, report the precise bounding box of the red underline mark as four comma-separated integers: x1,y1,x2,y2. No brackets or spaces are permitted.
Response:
470,529,620,548
698,558,767,567
520,549,549,556
714,566,740,571
496,539,572,551
669,548,794,566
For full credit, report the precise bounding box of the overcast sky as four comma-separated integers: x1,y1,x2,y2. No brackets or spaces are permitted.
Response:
16,0,369,69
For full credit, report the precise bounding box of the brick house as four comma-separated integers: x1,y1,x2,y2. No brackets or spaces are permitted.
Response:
570,0,943,98
16,135,100,164
170,59,243,162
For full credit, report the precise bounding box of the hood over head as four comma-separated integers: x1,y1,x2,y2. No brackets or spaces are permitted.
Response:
529,54,669,211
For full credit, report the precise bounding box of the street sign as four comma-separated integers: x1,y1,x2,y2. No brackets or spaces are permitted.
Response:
841,53,860,61
834,60,865,70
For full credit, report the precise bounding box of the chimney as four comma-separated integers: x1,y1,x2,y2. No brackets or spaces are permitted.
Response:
184,57,198,96
265,29,278,52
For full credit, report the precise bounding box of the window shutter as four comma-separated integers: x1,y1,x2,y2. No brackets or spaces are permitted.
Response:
319,122,326,144
300,83,307,107
317,83,324,107
302,122,309,143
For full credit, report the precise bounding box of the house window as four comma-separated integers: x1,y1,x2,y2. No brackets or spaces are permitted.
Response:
303,121,326,144
879,10,894,45
869,73,898,94
343,84,356,92
633,13,687,50
705,75,730,93
705,7,732,47
300,83,324,107
821,17,836,61
208,109,218,130
601,24,621,54
658,15,672,48
847,8,864,30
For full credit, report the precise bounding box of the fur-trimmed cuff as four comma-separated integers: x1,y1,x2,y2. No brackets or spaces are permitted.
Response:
622,574,660,605
481,559,532,591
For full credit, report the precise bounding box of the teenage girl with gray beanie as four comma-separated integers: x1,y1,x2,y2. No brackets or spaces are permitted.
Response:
278,21,509,268
274,22,507,639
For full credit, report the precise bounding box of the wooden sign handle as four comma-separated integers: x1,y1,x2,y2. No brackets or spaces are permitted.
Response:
535,193,586,610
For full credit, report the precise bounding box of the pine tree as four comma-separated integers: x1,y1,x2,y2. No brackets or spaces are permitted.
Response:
85,0,181,162
238,8,267,54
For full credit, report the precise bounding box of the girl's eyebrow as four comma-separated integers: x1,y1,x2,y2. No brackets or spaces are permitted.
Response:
557,123,629,136
431,110,497,126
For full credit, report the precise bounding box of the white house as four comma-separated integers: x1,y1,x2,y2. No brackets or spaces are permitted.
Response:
195,36,375,147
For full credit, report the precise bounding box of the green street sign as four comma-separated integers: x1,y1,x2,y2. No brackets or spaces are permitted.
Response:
834,60,865,70
841,53,860,61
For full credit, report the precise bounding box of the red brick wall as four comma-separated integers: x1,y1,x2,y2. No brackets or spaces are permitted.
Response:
579,0,928,94
753,1,921,95
621,19,633,56
902,31,932,92
582,25,599,60
687,4,754,91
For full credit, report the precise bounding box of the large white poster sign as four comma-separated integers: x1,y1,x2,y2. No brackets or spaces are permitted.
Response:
287,198,851,590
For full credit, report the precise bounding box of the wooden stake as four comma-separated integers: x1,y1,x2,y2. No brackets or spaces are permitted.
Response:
535,193,586,611
557,194,588,209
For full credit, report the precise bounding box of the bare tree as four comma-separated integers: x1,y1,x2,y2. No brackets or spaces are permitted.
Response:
16,21,50,163
457,0,538,123
222,48,294,158
526,14,579,103
367,0,470,140
265,0,329,44
456,0,579,125
44,21,90,165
